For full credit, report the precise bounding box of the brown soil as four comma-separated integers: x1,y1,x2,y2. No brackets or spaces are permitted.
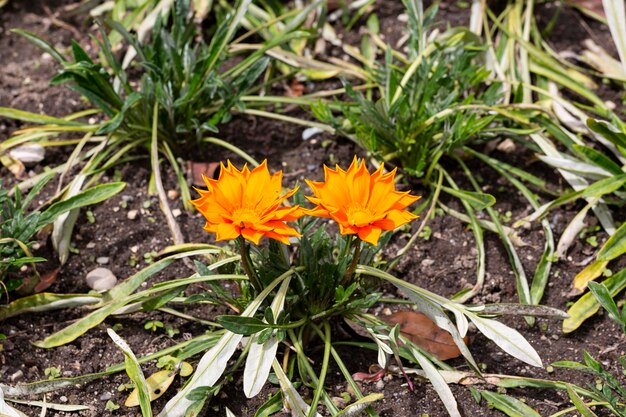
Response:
1,1,625,417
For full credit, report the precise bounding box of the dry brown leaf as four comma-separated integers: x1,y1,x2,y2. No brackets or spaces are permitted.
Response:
33,267,61,293
566,0,606,18
385,311,469,360
285,79,305,97
187,161,220,187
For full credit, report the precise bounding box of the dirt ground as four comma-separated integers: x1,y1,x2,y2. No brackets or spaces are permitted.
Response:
1,1,626,416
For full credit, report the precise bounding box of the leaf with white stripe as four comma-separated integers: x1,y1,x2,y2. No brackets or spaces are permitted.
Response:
243,277,292,398
272,359,322,417
406,345,461,417
468,315,542,367
158,272,292,417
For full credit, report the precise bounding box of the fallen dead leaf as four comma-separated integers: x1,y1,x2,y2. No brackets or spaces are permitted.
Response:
385,311,469,360
285,78,305,97
187,161,220,187
565,0,606,18
33,267,61,293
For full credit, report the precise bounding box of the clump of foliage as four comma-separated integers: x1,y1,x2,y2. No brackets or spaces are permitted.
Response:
317,30,502,180
0,175,124,295
18,0,266,154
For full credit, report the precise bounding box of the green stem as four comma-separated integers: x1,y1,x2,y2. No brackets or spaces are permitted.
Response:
307,322,332,417
311,323,379,417
238,236,262,293
286,329,339,414
343,240,362,284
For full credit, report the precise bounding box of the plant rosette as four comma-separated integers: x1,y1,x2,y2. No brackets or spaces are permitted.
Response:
157,157,545,417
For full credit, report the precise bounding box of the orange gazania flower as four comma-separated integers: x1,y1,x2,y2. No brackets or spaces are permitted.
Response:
191,160,303,245
305,157,419,245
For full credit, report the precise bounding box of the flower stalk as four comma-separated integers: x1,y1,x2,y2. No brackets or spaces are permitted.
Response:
238,236,262,293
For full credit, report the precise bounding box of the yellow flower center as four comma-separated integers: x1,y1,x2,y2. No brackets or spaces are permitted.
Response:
347,204,374,227
232,207,262,227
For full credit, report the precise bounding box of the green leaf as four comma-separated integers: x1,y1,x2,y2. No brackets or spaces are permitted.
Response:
253,392,283,417
597,221,626,262
441,186,496,210
573,144,624,176
480,391,541,417
563,268,626,333
38,182,126,227
0,107,86,127
405,344,461,417
587,281,622,326
217,316,269,335
11,29,67,64
158,270,296,417
244,277,291,398
0,293,101,321
33,258,174,348
587,119,626,149
565,384,598,417
335,393,384,416
107,329,153,417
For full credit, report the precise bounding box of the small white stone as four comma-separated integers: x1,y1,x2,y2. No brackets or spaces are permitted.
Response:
10,370,24,382
59,396,68,403
172,208,182,218
496,138,516,153
96,257,110,265
167,189,179,200
127,209,139,220
86,242,96,249
130,245,139,253
86,267,117,291
302,127,324,141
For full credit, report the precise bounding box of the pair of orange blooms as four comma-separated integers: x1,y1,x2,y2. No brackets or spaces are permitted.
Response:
191,157,419,246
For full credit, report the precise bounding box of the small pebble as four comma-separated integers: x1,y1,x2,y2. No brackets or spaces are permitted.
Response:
59,396,68,403
167,189,179,200
375,380,385,391
127,209,139,220
100,392,112,401
86,242,96,249
121,195,134,202
86,267,117,291
10,370,23,382
172,208,182,218
96,257,110,265
130,245,139,253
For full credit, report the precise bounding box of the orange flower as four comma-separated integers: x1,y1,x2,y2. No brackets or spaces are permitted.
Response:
191,160,303,245
305,157,419,245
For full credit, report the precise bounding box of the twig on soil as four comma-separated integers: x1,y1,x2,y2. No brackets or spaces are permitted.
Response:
43,5,82,40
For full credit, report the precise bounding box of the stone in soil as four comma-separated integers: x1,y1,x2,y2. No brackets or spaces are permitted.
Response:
85,267,117,291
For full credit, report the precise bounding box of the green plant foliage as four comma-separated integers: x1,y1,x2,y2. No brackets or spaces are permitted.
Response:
22,0,265,155
0,176,124,295
313,29,502,180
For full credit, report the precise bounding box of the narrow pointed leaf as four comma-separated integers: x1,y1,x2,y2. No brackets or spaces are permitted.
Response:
480,391,541,417
564,268,626,333
468,315,542,367
108,329,152,417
